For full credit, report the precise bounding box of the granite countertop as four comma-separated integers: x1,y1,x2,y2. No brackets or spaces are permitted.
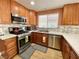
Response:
63,33,79,56
0,34,16,40
32,30,79,56
48,31,79,56
0,30,79,56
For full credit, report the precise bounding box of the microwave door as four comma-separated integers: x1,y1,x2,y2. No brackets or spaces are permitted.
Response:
12,16,26,24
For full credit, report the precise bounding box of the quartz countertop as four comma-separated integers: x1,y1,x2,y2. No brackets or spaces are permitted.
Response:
0,34,16,40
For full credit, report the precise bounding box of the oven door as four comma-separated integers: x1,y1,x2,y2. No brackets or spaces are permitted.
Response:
19,37,26,48
18,35,31,53
19,36,30,48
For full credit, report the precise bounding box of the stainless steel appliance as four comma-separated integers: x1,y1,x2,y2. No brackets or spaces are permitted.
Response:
25,26,32,31
17,33,31,53
9,27,31,54
9,27,29,34
25,25,37,31
11,16,26,24
48,34,61,50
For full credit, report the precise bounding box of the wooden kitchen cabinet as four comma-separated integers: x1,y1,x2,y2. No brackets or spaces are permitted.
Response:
0,40,8,59
11,0,20,16
25,9,30,24
5,37,17,59
31,32,37,43
70,49,77,59
62,3,79,25
11,0,37,25
0,0,11,24
0,37,17,59
31,32,48,47
29,11,37,25
62,38,79,59
19,5,26,17
62,39,70,59
11,0,26,17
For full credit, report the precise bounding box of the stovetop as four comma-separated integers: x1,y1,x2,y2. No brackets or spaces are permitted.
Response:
10,30,29,35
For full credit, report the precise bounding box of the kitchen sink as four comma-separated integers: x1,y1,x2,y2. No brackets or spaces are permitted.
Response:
38,30,49,32
0,34,4,36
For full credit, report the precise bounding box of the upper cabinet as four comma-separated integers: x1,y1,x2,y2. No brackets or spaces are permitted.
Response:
0,0,11,24
11,0,37,25
11,0,27,17
19,5,26,17
11,0,23,16
62,3,79,25
29,11,37,25
25,9,30,24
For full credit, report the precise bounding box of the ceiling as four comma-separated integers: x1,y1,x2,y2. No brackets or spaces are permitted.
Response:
15,0,79,11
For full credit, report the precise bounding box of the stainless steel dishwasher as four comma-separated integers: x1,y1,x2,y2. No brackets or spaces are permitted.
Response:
48,34,61,50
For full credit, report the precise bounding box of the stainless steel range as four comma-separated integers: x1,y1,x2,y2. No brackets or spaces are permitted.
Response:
17,33,31,53
9,27,31,54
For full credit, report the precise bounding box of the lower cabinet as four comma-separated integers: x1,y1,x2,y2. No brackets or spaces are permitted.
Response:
31,32,48,47
0,37,17,59
62,38,78,59
0,40,7,59
70,50,78,59
62,39,70,59
4,37,17,59
31,32,37,43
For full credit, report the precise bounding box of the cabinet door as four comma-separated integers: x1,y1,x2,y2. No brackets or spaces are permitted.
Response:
76,3,79,25
11,0,20,16
29,11,37,25
31,32,37,43
0,0,2,23
0,40,8,59
19,5,26,16
4,37,17,59
63,4,79,25
70,50,77,59
11,0,27,17
62,39,70,59
36,33,48,46
36,33,42,44
25,9,30,24
0,0,11,24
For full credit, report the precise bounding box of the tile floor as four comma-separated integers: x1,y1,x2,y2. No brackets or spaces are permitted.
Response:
13,44,63,59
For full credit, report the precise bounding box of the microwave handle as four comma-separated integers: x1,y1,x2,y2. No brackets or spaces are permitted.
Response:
25,19,26,22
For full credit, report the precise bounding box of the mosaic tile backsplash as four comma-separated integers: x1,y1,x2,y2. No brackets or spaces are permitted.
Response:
48,25,79,33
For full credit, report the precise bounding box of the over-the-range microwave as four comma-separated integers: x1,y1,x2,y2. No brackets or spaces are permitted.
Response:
11,16,26,24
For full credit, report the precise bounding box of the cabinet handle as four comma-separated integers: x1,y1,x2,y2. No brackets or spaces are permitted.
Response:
43,36,46,43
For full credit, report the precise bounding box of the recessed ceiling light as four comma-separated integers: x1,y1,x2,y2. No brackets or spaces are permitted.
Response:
30,1,35,5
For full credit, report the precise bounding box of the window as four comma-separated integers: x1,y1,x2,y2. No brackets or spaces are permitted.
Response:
38,15,47,28
38,13,59,28
47,13,59,28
